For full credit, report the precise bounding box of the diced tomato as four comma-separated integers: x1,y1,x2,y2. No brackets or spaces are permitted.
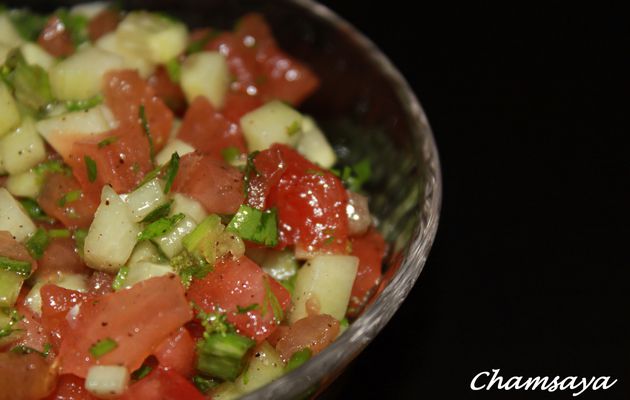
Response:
44,374,98,400
58,275,192,378
147,66,187,116
14,301,52,355
87,271,114,296
0,231,37,275
153,327,196,377
38,16,74,57
235,14,320,105
206,32,260,95
87,9,121,41
252,144,349,254
40,285,92,352
187,256,291,342
347,229,386,317
177,97,246,159
274,314,340,362
122,367,205,400
36,238,87,280
172,153,245,215
0,352,57,400
38,172,98,229
222,90,263,122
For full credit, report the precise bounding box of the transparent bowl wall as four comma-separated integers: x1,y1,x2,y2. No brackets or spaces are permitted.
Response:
9,0,442,398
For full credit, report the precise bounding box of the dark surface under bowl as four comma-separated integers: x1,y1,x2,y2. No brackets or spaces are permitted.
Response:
8,1,442,398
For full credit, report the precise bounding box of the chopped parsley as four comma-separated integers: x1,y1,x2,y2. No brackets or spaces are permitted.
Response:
131,364,153,381
89,338,118,358
57,190,81,207
0,309,23,339
163,152,180,194
137,213,185,241
261,276,284,323
236,304,259,314
221,146,241,165
226,205,278,247
286,120,301,137
165,58,181,82
19,198,55,224
335,158,372,192
84,155,97,183
112,266,129,291
170,250,211,287
6,9,47,41
25,228,49,260
65,95,103,112
141,201,173,223
56,9,89,46
0,256,32,277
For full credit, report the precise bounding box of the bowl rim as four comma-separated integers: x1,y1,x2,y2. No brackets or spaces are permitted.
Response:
240,0,443,398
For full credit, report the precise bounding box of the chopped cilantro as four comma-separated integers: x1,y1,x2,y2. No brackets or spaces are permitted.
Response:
25,228,49,260
66,95,103,112
57,190,81,207
84,155,97,183
19,198,55,224
2,50,53,111
48,229,70,238
112,266,129,291
73,229,88,258
138,104,155,165
33,160,70,178
6,9,47,41
89,338,118,358
137,213,185,241
141,201,173,223
56,9,89,46
170,250,211,287
236,303,259,314
285,348,312,373
0,309,23,339
131,364,153,381
165,58,181,82
0,256,31,277
97,135,118,148
163,152,180,194
192,375,218,393
339,158,372,192
286,120,301,137
226,205,278,247
10,342,51,358
221,146,241,164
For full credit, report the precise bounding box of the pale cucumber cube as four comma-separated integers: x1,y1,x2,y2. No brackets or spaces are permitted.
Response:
152,215,196,258
96,32,155,78
20,42,55,71
0,81,21,138
5,169,41,198
0,14,23,47
170,193,207,224
125,261,174,288
0,118,46,175
155,139,195,166
85,365,130,398
240,101,304,152
0,187,37,242
124,178,167,223
295,116,337,169
180,51,230,108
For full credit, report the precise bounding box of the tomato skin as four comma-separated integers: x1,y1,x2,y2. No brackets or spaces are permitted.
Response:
147,66,187,116
87,9,121,42
177,97,247,160
36,238,88,280
253,144,349,254
187,256,291,342
38,172,98,229
40,285,92,352
348,229,386,317
58,275,192,378
87,271,114,296
172,153,245,215
122,367,205,400
43,374,98,400
0,231,37,275
153,327,196,377
38,16,74,57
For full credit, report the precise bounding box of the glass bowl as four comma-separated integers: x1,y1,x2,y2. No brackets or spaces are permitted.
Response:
9,0,442,398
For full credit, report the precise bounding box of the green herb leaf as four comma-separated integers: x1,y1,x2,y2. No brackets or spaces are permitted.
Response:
221,146,241,165
196,332,255,381
112,266,129,291
286,120,301,137
243,151,259,196
48,229,71,238
33,160,71,178
165,58,181,82
279,273,297,296
170,250,211,288
138,213,185,241
192,375,218,393
226,205,278,247
66,95,103,112
236,303,259,314
56,9,89,46
19,198,55,224
0,256,32,277
57,190,81,207
137,164,162,189
73,229,88,258
10,343,51,358
89,338,118,358
261,276,283,323
194,307,234,336
141,201,173,223
340,158,372,192
163,152,180,194
25,228,49,260
0,309,23,339
131,364,153,380
7,9,47,41
84,156,97,183
2,50,53,111
97,135,118,148
285,348,312,373
138,104,155,165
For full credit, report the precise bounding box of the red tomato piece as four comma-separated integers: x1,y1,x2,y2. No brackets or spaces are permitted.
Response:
40,285,92,352
43,374,98,400
254,144,349,254
222,90,264,122
38,16,75,57
36,238,87,280
0,231,37,275
14,301,52,355
0,352,57,400
58,275,192,378
86,271,114,296
274,314,340,362
153,327,196,377
172,153,245,215
38,172,98,229
147,66,187,116
206,32,261,94
122,367,205,400
187,256,291,342
87,9,121,41
177,97,246,160
348,229,386,317
246,145,286,210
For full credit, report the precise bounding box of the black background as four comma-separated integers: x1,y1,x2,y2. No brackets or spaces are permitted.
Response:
318,2,629,399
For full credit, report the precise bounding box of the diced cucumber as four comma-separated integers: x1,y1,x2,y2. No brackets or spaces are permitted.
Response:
0,14,24,48
152,215,196,258
20,42,55,71
116,12,188,64
124,178,167,222
171,193,207,224
235,341,284,394
0,118,46,175
49,46,124,100
211,382,241,400
70,2,109,19
0,187,37,242
289,255,359,323
246,248,298,282
85,365,130,398
0,81,21,138
5,169,41,198
295,116,337,169
127,241,161,266
0,270,23,308
124,261,174,288
240,101,304,152
84,186,140,272
155,139,194,166
0,42,13,65
96,32,155,78
180,51,229,108
36,105,117,157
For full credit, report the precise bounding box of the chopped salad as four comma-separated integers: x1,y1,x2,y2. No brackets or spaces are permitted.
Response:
0,3,387,399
